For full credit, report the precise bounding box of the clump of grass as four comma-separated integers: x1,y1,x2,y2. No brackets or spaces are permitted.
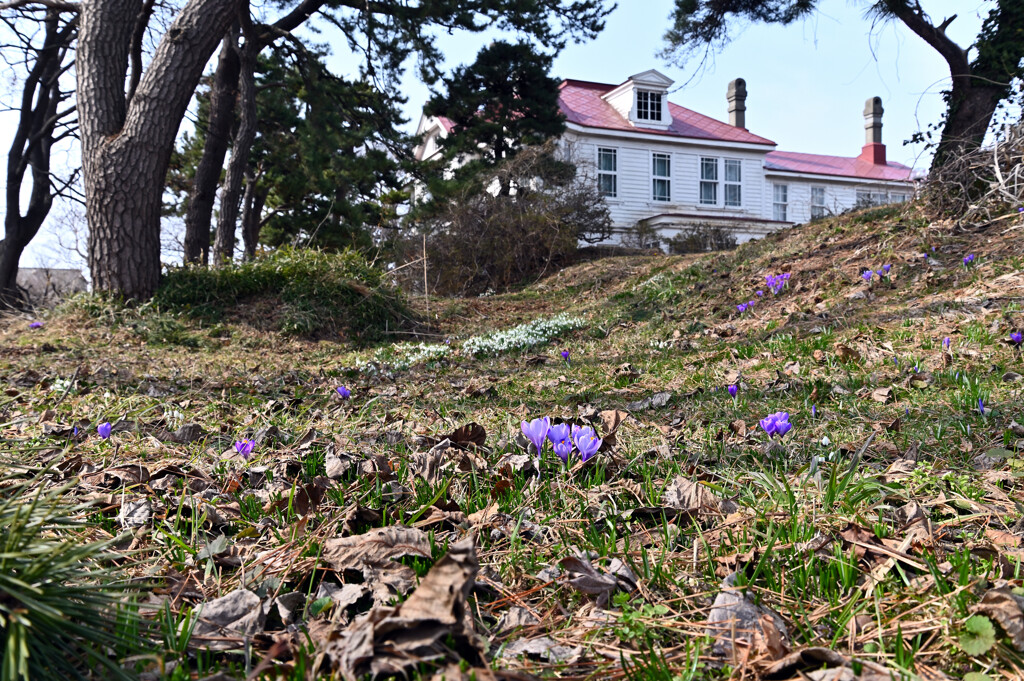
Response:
153,248,409,339
0,467,144,680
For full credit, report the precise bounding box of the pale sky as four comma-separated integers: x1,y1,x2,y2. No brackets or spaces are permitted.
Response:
394,0,989,169
6,0,997,271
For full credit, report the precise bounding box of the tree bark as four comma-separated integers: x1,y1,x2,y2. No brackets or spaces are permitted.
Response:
887,0,1023,169
1,12,76,309
212,20,256,264
182,0,326,263
79,0,238,299
182,27,239,265
932,81,1006,167
240,168,267,261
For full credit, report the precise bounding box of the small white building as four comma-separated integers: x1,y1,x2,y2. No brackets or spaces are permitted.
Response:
414,70,914,247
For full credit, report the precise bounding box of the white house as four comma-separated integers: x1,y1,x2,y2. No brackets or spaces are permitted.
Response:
414,70,914,247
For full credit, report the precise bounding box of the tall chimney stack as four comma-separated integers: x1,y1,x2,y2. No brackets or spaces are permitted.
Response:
858,96,886,165
727,78,746,129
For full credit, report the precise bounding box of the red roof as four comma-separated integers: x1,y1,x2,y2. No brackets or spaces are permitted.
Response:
558,79,776,146
765,150,912,182
435,116,455,133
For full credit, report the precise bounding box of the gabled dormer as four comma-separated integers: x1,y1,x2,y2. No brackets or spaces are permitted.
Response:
601,69,674,130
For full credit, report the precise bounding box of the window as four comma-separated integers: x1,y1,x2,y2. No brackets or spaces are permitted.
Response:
637,90,662,121
700,157,718,205
891,192,908,203
773,184,788,221
597,148,617,198
724,159,742,207
811,186,826,219
856,190,888,207
652,153,671,201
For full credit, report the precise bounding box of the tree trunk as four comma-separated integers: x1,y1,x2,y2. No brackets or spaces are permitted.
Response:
183,0,326,264
212,26,256,264
931,80,1006,168
79,0,238,300
241,170,268,261
1,12,75,309
182,27,240,265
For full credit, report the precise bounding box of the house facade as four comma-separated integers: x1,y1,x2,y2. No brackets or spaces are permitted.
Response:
414,70,914,247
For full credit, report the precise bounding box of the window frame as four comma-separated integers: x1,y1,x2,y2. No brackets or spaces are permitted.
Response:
652,152,671,202
699,156,718,206
597,147,618,199
773,183,789,221
723,158,742,207
636,90,663,122
811,186,826,219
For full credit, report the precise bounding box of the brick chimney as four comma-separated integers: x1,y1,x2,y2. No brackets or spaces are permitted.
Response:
858,96,886,165
727,78,746,129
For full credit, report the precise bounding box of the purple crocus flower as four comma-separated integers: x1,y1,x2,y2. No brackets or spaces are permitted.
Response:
97,422,112,439
943,337,951,349
727,384,738,398
737,303,747,312
29,321,43,329
335,386,351,399
552,437,573,464
756,290,764,297
235,439,255,459
521,417,550,456
978,398,985,415
1010,332,1023,346
576,431,602,462
862,270,873,283
759,411,791,437
963,254,975,266
811,405,817,418
571,425,596,450
560,349,570,365
883,264,891,274
547,423,570,447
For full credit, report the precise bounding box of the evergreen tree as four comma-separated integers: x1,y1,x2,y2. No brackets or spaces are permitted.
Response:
171,48,411,257
425,40,566,184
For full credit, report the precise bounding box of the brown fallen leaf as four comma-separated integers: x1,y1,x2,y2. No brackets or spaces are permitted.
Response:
662,476,737,515
705,575,790,659
972,586,1024,652
984,528,1022,548
870,386,893,403
323,526,431,604
448,422,486,447
322,537,486,680
835,344,861,363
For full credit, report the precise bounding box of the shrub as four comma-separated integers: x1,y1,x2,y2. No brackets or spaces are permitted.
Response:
154,248,408,339
621,222,663,251
410,143,612,295
0,468,144,679
665,223,737,254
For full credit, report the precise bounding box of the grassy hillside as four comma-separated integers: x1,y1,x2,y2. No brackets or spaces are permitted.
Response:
1,202,1023,680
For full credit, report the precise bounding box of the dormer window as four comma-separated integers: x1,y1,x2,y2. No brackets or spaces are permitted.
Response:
601,69,673,129
636,90,662,121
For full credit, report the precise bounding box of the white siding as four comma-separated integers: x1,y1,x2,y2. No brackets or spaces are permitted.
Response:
565,132,770,231
764,174,913,225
